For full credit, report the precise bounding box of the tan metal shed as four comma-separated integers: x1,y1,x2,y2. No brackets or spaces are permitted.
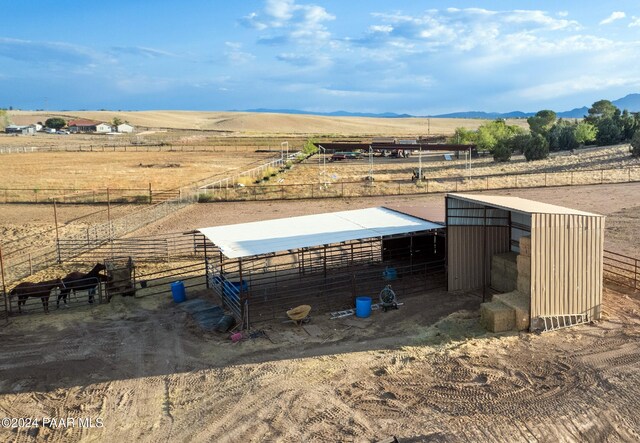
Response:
446,193,605,331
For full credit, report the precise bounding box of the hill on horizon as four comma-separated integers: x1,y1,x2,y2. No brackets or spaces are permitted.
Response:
241,93,640,120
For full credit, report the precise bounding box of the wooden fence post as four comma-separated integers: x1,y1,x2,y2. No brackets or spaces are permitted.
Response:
149,182,153,204
0,244,7,317
635,258,638,291
53,200,61,263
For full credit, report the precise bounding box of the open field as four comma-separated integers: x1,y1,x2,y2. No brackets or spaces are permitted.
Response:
7,110,530,135
0,183,639,440
0,150,274,191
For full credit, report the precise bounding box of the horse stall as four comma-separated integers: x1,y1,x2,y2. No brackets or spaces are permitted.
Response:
199,207,446,327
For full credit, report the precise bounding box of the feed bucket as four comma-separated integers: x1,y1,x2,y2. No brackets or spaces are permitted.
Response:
355,296,372,318
383,267,397,281
171,281,186,303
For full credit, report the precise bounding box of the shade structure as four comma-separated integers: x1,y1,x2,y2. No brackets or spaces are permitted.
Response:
198,207,443,259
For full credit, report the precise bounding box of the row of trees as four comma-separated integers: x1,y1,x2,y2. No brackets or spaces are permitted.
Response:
452,99,640,162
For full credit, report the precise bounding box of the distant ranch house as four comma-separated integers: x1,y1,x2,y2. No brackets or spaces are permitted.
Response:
67,119,113,133
5,124,36,135
95,123,112,133
116,123,134,133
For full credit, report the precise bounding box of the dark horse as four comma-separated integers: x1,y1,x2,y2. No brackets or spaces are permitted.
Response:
57,262,107,308
10,278,63,314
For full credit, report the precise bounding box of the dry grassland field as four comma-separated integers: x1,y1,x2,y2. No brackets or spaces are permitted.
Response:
8,110,529,135
1,112,640,442
0,150,274,190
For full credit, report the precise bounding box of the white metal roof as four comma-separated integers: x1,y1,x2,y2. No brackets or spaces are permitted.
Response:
448,193,602,217
198,207,444,259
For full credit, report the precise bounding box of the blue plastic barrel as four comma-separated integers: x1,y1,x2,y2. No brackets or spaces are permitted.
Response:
171,281,186,303
355,296,372,318
383,267,397,281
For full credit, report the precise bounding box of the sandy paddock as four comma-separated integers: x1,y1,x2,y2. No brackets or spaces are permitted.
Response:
0,183,639,441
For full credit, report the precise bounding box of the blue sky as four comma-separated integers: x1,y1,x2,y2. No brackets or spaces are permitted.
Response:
2,0,640,114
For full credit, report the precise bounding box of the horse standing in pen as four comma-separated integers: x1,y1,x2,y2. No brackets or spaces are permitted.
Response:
57,262,108,308
9,278,63,314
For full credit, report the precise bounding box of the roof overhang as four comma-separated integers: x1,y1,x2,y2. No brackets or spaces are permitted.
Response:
447,193,603,217
198,207,444,259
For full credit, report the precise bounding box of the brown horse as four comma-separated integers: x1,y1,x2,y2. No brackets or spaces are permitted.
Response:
9,278,63,314
57,262,107,307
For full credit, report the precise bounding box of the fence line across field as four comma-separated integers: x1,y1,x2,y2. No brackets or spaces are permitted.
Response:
197,165,640,202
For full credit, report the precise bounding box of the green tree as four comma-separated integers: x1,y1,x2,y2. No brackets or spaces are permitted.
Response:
111,117,124,127
0,109,9,130
631,130,640,157
527,110,557,136
450,127,477,144
586,99,618,121
574,121,597,146
45,117,67,130
595,117,623,145
491,139,512,162
476,119,524,153
523,133,549,161
505,133,532,154
547,120,578,151
620,110,638,140
302,138,318,156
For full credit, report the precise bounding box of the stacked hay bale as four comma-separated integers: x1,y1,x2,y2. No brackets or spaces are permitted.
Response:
480,301,516,332
493,290,530,331
516,236,531,296
491,252,518,292
481,236,532,333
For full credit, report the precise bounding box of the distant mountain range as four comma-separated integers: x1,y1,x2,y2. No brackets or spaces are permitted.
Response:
241,108,412,118
240,93,640,119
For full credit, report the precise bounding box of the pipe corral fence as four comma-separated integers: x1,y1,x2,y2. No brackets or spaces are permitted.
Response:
195,165,640,202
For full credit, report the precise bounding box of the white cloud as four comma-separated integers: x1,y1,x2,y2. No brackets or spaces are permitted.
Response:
242,0,335,45
224,42,255,64
370,25,393,34
630,16,640,27
600,11,626,25
558,11,569,18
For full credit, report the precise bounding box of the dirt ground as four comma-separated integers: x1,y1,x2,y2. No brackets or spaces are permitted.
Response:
0,283,638,442
0,183,639,441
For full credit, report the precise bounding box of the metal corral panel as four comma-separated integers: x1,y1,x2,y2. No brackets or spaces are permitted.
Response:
447,198,509,226
448,226,510,291
530,214,604,326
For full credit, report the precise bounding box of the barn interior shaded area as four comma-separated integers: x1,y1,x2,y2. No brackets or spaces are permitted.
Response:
198,207,446,324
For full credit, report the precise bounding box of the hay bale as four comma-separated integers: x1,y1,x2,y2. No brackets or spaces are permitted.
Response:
493,291,530,331
519,236,531,257
491,269,517,292
480,301,516,333
517,255,531,278
517,276,531,296
491,252,518,292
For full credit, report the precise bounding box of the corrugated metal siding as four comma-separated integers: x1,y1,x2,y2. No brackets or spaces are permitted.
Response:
447,198,509,226
448,226,510,291
530,214,604,323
